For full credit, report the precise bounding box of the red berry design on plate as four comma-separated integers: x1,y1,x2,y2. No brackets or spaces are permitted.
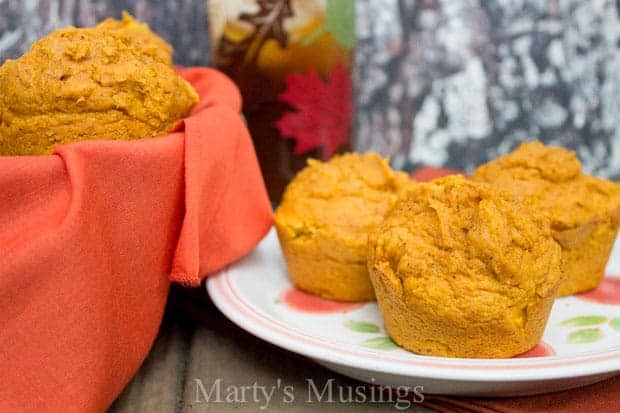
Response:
280,288,363,313
514,342,555,358
578,277,620,305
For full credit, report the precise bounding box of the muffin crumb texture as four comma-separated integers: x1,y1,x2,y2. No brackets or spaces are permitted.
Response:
368,175,563,358
474,141,620,295
275,152,410,301
0,12,198,156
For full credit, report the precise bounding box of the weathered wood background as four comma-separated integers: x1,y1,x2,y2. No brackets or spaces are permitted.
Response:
3,0,620,178
108,287,436,412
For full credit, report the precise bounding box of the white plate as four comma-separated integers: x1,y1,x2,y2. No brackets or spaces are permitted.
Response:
207,228,620,396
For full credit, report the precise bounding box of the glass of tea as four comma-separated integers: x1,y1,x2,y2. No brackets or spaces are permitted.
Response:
208,0,355,202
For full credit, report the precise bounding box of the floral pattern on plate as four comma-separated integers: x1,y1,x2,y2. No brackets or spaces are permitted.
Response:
208,228,620,396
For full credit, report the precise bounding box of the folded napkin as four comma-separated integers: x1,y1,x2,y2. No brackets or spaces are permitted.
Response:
0,67,272,412
411,167,620,413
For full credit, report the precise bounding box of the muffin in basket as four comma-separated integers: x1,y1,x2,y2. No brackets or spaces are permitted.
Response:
473,141,620,296
0,12,198,156
274,152,410,301
367,175,563,358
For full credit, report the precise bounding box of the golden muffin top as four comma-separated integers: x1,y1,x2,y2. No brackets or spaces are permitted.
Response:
473,141,620,230
369,175,563,321
0,12,198,156
95,11,173,64
274,152,410,260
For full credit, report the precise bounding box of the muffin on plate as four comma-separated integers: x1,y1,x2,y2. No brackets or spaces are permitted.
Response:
274,152,410,301
473,141,620,296
0,12,198,156
368,175,563,358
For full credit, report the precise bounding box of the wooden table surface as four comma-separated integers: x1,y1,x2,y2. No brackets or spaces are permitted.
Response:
109,286,436,412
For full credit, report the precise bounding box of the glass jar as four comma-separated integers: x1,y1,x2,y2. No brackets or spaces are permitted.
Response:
208,0,355,202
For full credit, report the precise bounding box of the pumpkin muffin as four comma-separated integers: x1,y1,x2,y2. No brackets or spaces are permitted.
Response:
473,141,620,296
368,175,563,358
0,13,198,156
274,153,410,301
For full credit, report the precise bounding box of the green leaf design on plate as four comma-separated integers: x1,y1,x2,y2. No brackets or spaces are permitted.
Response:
610,318,620,331
567,328,604,344
361,336,399,350
344,319,380,333
326,0,355,49
560,315,607,327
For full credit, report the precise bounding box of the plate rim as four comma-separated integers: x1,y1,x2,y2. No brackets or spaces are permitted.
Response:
207,230,620,383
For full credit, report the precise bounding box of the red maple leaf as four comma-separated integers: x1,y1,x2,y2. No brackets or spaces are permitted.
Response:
276,62,352,159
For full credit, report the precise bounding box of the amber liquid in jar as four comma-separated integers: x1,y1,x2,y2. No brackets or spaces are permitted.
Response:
208,0,355,202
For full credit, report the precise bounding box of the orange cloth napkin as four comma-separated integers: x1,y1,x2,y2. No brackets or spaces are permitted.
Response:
411,166,620,413
423,375,620,413
0,67,273,412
